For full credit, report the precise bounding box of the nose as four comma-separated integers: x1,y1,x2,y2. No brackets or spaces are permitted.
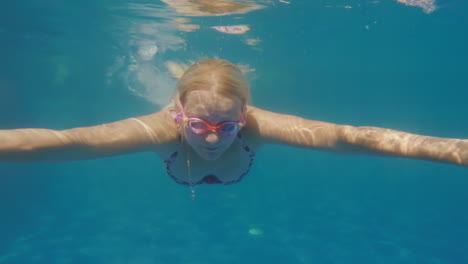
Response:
205,132,220,144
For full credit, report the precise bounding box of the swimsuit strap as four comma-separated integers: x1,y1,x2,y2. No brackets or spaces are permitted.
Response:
223,132,256,185
163,135,185,185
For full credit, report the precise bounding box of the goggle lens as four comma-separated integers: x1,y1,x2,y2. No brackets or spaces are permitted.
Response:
187,120,239,136
188,120,208,131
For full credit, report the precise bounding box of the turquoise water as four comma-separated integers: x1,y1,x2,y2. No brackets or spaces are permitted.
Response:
1,0,468,263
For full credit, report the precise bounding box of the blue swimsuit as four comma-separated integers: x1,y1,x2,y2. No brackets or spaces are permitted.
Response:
163,133,255,186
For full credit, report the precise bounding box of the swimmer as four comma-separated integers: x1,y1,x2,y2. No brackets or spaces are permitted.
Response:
0,59,467,196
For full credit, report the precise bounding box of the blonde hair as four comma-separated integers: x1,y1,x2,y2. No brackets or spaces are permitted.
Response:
176,59,250,106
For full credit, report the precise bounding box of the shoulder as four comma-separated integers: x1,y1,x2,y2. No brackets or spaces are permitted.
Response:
132,108,177,131
129,109,180,157
240,105,277,150
245,105,285,120
243,105,296,135
243,105,341,148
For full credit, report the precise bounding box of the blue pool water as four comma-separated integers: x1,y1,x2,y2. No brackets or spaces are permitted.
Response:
1,0,467,263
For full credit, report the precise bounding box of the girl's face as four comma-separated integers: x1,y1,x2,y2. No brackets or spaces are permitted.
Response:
182,90,244,161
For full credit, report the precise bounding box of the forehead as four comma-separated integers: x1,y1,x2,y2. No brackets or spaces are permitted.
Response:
183,90,242,121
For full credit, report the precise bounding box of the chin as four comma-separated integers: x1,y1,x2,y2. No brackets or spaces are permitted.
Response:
201,153,222,161
196,150,223,161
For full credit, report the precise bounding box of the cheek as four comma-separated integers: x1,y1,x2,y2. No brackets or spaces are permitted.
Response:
220,135,237,147
184,129,201,144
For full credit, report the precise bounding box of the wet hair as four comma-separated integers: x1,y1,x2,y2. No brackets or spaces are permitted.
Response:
177,59,250,107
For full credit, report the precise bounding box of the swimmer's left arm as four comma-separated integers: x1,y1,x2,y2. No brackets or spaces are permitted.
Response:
247,106,468,166
337,125,468,167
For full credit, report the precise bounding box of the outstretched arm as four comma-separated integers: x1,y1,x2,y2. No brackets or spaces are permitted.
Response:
0,110,178,163
337,125,468,166
247,106,468,166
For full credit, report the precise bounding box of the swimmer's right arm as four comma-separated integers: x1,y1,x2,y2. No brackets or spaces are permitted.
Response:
0,111,177,162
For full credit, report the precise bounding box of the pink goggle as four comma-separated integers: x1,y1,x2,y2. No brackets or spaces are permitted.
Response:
175,100,246,136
